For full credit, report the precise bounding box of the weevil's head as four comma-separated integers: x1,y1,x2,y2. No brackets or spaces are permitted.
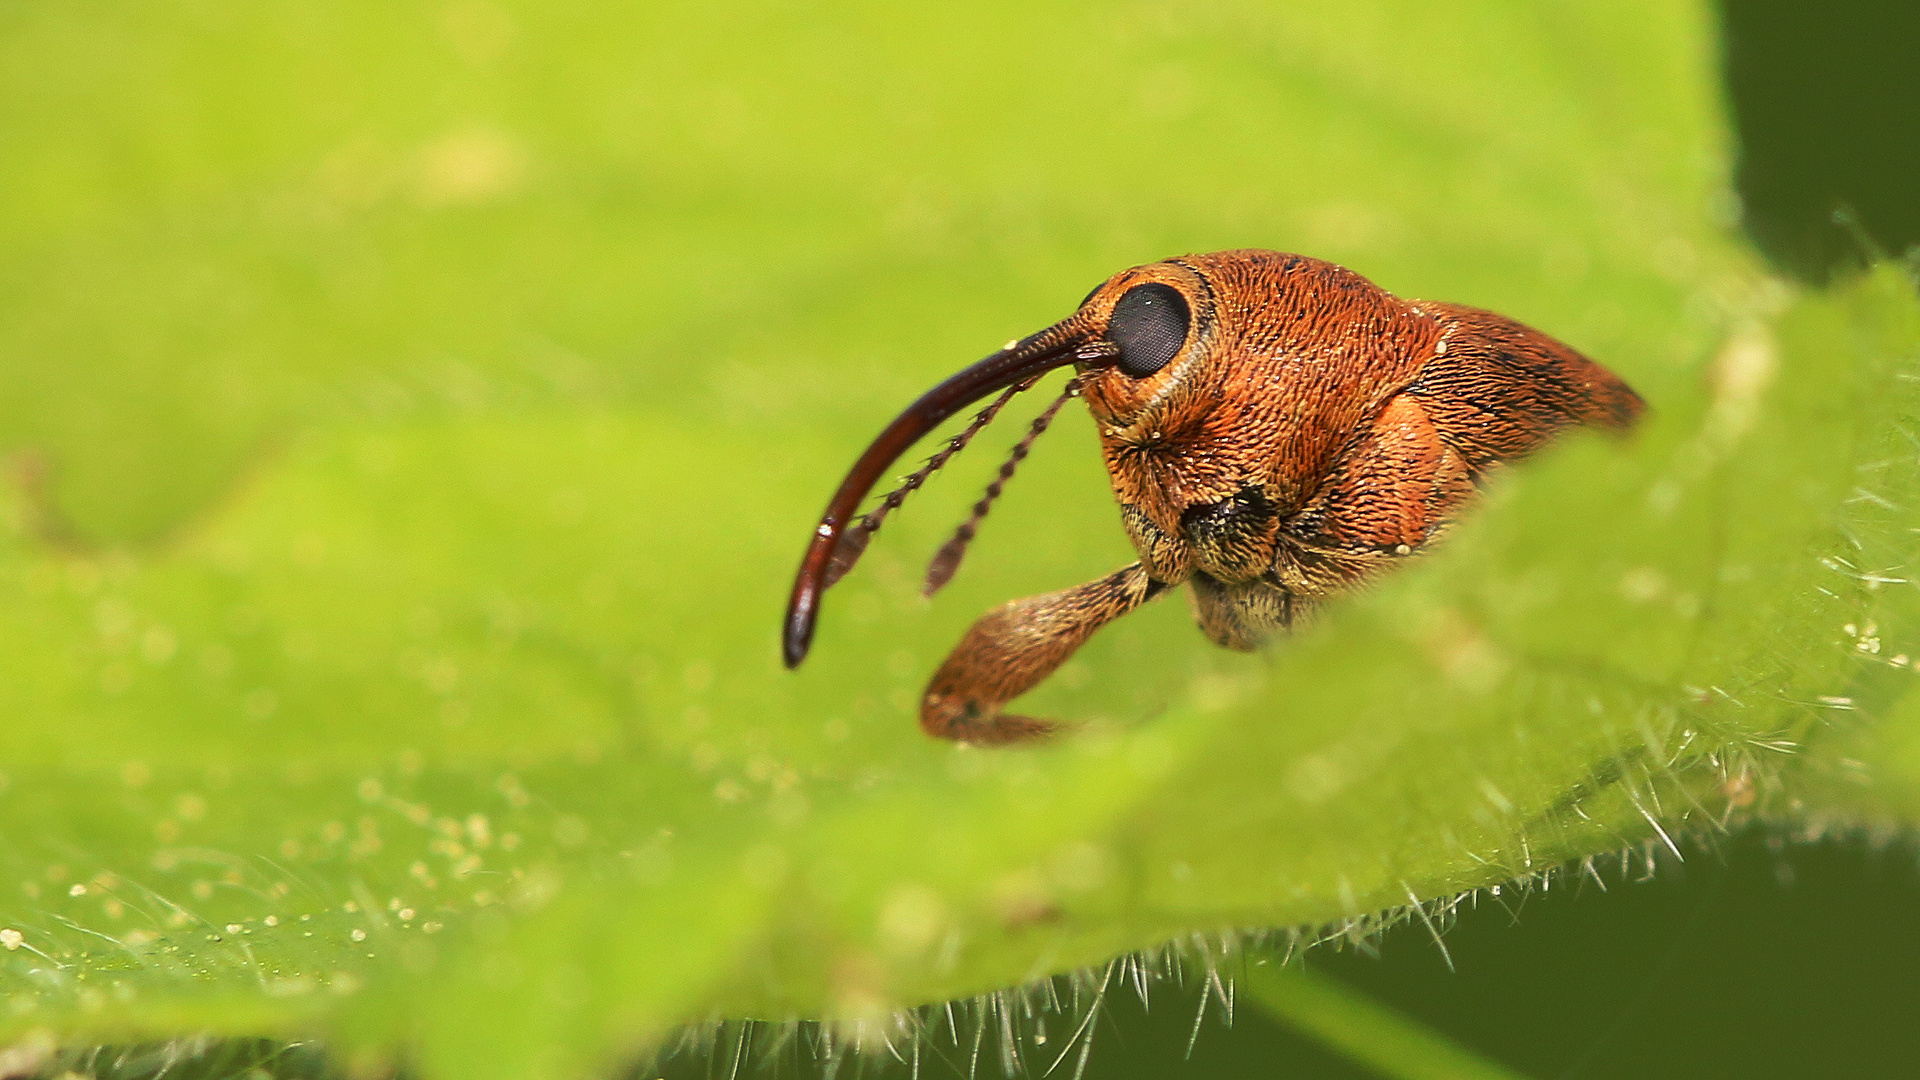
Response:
1070,248,1373,437
782,249,1392,667
1071,250,1419,527
1069,258,1212,425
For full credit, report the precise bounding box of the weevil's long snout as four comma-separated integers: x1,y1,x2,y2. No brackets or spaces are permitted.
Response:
782,317,1118,668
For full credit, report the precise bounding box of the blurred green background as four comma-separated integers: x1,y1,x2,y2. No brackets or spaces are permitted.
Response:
3,0,1919,1077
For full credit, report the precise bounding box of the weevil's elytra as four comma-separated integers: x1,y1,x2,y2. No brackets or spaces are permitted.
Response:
783,250,1643,745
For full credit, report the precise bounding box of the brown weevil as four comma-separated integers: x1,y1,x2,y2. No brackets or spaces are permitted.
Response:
783,250,1643,745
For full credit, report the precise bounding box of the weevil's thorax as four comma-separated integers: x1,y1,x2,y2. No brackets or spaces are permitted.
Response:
1081,251,1442,578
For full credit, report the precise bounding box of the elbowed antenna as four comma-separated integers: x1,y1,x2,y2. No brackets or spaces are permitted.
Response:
782,317,1118,668
923,373,1086,598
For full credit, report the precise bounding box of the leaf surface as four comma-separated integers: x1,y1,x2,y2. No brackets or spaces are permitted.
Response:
4,3,1917,1078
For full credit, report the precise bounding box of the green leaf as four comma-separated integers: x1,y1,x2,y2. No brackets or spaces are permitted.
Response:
4,1,1917,1078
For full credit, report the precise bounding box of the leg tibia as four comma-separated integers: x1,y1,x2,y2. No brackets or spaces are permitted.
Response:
921,562,1158,744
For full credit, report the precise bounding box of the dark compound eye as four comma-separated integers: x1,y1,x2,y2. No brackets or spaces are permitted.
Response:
1106,283,1190,378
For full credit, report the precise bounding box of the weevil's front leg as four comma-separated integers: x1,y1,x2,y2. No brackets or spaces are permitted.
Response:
922,562,1165,744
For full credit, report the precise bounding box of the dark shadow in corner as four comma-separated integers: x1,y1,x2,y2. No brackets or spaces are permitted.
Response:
1720,0,1920,282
